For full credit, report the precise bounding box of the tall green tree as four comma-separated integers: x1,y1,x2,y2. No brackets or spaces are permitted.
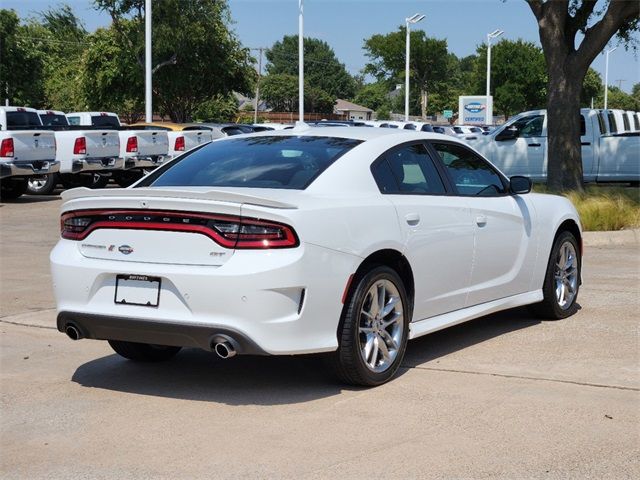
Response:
364,28,450,118
0,10,45,106
266,35,356,99
27,5,88,111
526,0,640,192
580,68,603,107
471,39,547,118
260,73,336,113
94,0,255,121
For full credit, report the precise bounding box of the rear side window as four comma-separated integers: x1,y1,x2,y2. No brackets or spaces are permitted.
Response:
607,112,617,133
91,115,120,128
596,113,607,135
6,111,41,127
622,113,630,131
431,142,506,196
143,136,362,190
634,114,640,131
372,143,446,195
67,116,80,126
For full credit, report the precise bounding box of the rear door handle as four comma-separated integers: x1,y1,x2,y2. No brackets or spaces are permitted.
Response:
527,143,541,147
405,213,420,226
476,215,487,227
581,142,591,146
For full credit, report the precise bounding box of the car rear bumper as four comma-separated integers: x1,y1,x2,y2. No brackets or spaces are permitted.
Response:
1,159,60,179
69,157,124,174
122,155,165,170
50,239,359,355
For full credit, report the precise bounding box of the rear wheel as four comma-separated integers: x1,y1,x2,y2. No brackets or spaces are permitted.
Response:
530,231,581,319
26,173,58,195
330,266,409,386
108,340,181,362
0,177,28,200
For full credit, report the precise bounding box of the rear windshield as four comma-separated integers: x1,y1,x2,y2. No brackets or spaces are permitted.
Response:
142,136,362,190
6,111,41,128
91,115,120,128
39,113,69,126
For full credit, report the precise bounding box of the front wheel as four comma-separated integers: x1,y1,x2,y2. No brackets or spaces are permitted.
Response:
530,231,581,319
108,340,181,362
330,266,410,386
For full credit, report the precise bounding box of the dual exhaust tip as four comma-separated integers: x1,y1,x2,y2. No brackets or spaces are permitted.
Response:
64,322,238,359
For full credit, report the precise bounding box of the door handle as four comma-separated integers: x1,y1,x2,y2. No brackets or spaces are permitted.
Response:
581,142,591,146
476,215,487,227
405,213,420,226
527,143,541,147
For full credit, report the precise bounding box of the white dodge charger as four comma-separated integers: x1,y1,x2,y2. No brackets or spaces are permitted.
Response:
51,127,582,386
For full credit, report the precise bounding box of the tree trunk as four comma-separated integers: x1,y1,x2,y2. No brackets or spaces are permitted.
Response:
545,63,585,192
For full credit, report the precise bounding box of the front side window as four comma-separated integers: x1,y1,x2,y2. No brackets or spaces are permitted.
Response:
142,136,362,190
372,143,446,195
431,142,506,196
509,115,544,138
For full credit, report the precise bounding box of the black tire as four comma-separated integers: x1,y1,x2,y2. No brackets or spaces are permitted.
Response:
330,265,410,386
530,230,581,320
26,173,59,195
108,340,181,362
0,177,28,200
113,170,144,188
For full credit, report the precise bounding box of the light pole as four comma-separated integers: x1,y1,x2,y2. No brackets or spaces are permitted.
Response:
604,46,617,110
405,13,425,121
145,0,152,123
298,0,304,123
485,29,503,125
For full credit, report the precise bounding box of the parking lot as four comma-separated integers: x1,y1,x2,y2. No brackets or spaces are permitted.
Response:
1,195,638,479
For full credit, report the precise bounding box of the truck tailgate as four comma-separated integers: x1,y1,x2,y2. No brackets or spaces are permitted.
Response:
7,130,56,161
123,130,169,157
80,131,120,158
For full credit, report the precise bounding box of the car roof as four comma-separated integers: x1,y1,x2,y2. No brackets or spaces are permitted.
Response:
230,125,466,143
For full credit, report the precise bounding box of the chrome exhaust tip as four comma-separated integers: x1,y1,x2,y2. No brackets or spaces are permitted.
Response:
214,341,237,359
65,323,82,341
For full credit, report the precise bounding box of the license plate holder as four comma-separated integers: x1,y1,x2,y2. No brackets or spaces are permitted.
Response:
114,274,161,307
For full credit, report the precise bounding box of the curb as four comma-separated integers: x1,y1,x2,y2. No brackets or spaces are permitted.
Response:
583,229,640,247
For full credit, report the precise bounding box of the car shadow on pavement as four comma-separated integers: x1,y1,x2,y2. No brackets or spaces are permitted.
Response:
1,195,60,204
71,306,544,404
402,306,541,367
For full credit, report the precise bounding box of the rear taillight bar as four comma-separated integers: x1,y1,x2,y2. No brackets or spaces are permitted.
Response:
0,138,14,157
73,137,86,155
60,209,299,249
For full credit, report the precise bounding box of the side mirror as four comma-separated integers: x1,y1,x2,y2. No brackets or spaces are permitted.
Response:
509,176,532,194
496,126,518,141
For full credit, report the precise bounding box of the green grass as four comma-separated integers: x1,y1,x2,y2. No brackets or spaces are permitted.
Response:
533,185,640,231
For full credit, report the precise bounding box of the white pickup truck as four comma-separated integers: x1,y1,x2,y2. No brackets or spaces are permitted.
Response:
66,112,169,186
26,110,122,195
468,108,640,183
128,122,213,160
0,106,58,200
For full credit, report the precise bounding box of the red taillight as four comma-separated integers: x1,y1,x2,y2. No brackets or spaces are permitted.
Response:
60,210,299,249
126,136,138,153
174,136,185,151
0,138,14,157
73,137,86,155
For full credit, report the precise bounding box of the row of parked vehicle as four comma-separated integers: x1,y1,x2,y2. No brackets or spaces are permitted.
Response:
0,106,290,200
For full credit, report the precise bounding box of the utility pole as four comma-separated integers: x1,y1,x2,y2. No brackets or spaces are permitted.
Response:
253,48,265,124
604,46,616,110
615,79,625,90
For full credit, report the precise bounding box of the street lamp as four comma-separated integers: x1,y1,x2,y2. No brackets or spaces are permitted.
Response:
405,13,425,121
485,29,503,125
145,0,152,123
299,0,304,123
604,46,617,110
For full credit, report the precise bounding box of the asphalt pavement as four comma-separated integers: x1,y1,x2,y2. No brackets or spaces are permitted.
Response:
1,195,638,479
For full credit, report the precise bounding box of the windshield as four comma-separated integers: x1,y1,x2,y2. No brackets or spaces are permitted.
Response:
39,113,69,126
6,111,42,128
141,136,362,190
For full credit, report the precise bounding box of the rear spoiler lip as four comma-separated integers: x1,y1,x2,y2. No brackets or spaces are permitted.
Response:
61,187,299,210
